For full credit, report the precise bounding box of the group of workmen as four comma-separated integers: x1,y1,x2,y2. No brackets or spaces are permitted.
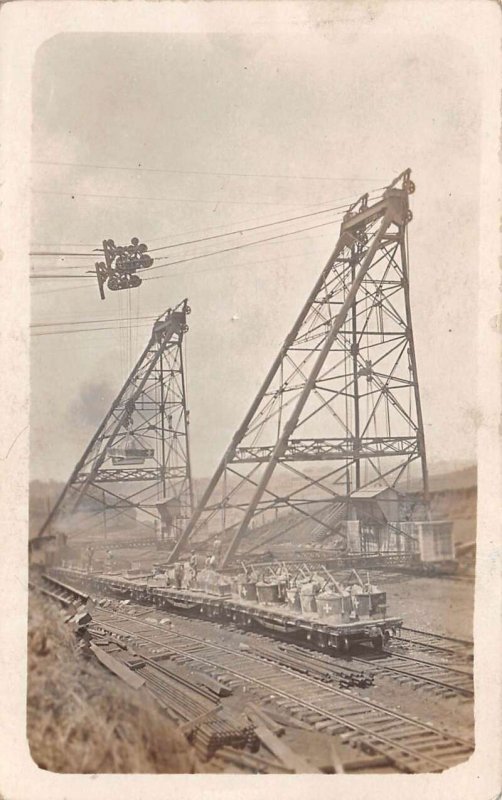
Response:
173,549,218,589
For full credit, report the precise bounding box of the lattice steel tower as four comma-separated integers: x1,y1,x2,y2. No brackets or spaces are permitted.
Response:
39,299,194,541
169,170,428,567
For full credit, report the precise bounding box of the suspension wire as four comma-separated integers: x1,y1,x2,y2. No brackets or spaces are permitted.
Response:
120,290,127,386
30,185,383,247
135,283,141,367
31,240,333,306
30,241,100,248
34,186,353,209
147,198,380,254
30,281,98,296
31,241,331,298
31,190,385,277
128,287,132,376
149,188,384,241
32,157,386,183
29,216,346,277
31,313,156,329
117,290,124,386
31,321,155,338
146,217,347,274
30,190,386,279
121,291,125,387
30,206,343,266
30,272,95,279
30,251,99,257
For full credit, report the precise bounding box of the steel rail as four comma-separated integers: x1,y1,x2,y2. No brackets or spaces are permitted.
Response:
39,573,473,769
349,653,473,698
40,572,473,697
253,635,473,697
400,626,473,648
380,648,473,677
91,606,473,773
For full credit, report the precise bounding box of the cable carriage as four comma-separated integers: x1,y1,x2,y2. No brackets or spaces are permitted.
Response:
109,400,155,465
95,237,154,300
109,431,154,466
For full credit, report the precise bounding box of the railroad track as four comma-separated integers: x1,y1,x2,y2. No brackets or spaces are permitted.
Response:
236,630,473,700
89,605,473,773
397,626,474,657
245,627,473,700
42,575,474,698
37,572,474,772
350,648,473,699
37,574,258,764
39,570,473,695
38,573,89,607
392,627,473,663
253,636,473,699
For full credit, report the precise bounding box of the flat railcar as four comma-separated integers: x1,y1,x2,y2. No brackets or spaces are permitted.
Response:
48,567,402,653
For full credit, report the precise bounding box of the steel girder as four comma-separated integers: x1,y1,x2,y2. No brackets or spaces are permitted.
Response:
168,170,429,567
38,299,194,539
234,436,419,462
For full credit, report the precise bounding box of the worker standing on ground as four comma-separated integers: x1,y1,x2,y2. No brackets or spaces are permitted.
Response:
85,545,94,573
174,561,184,589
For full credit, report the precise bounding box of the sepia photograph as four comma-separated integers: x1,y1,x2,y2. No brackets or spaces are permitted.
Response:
0,1,500,796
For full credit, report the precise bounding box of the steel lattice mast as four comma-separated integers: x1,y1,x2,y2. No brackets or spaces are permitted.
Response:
38,299,194,540
168,170,428,567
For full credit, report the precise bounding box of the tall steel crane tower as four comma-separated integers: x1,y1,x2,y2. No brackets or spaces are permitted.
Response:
38,299,194,542
168,170,428,567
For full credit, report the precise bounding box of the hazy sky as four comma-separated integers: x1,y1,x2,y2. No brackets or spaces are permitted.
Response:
30,18,481,482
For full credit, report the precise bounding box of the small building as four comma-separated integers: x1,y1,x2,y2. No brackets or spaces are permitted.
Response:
416,520,455,562
343,486,417,554
154,496,183,541
405,465,476,549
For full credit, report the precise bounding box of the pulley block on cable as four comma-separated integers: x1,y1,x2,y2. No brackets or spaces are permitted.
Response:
94,237,154,300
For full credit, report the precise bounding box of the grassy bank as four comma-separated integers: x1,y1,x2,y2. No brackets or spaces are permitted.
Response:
27,593,199,773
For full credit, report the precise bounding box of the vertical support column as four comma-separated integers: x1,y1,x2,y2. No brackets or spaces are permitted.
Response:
350,246,361,491
159,347,167,500
37,303,189,539
102,488,107,540
179,335,194,516
221,214,392,567
400,232,430,509
167,234,351,563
